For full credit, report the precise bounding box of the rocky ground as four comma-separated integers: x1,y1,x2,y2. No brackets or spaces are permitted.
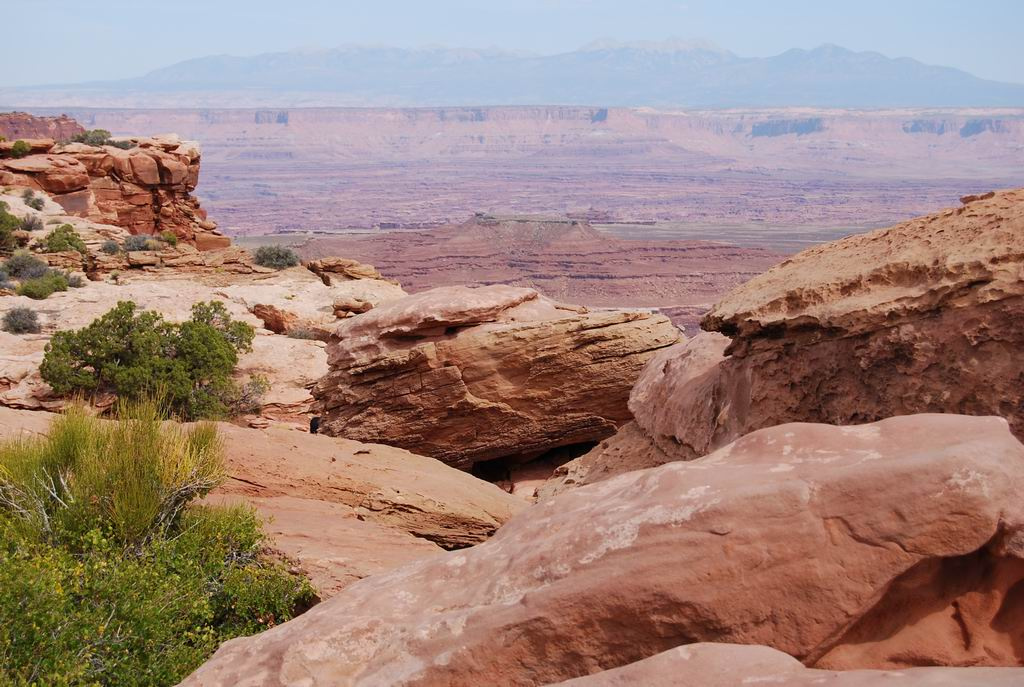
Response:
2,115,1024,685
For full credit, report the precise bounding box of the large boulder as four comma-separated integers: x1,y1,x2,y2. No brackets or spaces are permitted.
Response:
546,188,1024,494
312,285,682,470
183,414,1024,686
552,643,1024,686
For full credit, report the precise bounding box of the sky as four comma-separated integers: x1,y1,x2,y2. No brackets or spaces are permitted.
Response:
3,0,1022,86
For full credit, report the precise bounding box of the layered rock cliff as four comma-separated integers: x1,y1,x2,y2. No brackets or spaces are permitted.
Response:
0,114,228,249
0,112,84,141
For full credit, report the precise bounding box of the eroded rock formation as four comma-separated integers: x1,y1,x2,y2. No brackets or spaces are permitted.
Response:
182,414,1024,685
0,112,84,141
545,188,1024,493
0,115,227,249
312,285,682,470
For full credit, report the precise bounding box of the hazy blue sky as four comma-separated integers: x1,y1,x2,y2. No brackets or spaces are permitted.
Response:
4,0,1022,86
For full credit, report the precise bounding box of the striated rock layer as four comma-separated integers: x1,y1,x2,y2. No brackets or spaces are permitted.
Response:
0,112,84,141
312,285,682,469
0,113,227,249
546,188,1024,493
183,414,1024,685
553,643,1024,686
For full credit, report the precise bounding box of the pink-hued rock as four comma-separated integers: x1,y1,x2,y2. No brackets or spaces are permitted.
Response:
183,414,1024,686
546,189,1024,494
552,643,1024,686
312,285,682,469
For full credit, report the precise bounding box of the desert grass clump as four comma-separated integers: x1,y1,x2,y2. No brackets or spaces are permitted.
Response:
16,269,68,300
1,306,41,334
253,244,300,269
123,233,160,252
3,250,48,279
160,230,179,246
0,403,315,684
19,214,43,232
100,238,121,254
21,188,45,211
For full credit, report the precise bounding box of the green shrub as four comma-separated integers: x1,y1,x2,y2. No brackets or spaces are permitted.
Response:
123,234,156,252
9,140,30,158
19,214,43,232
39,223,87,254
4,250,48,279
160,230,179,246
0,202,19,251
1,307,40,334
16,270,68,300
254,245,300,269
41,301,257,420
100,239,121,254
69,129,112,146
0,405,315,685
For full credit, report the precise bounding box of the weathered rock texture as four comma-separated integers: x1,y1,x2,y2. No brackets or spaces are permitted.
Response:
553,643,1024,686
312,285,682,469
0,204,406,421
0,120,227,249
546,189,1024,494
183,414,1024,686
0,112,84,141
0,407,521,598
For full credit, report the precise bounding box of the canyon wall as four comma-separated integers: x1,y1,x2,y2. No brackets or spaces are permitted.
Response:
32,106,1024,238
0,115,228,249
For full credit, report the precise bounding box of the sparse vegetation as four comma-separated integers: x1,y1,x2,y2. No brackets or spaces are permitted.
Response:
254,245,300,270
38,223,87,254
67,273,85,288
16,270,69,300
1,307,40,334
286,328,320,340
41,300,257,420
0,403,315,685
20,214,43,232
101,239,121,254
9,140,30,159
66,128,136,150
123,234,160,252
3,250,49,279
160,230,179,247
21,188,45,211
0,203,18,251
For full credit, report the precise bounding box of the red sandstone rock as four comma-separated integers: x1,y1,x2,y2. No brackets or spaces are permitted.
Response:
312,285,682,469
547,189,1024,493
0,123,225,250
553,643,1024,686
182,414,1024,685
0,112,84,141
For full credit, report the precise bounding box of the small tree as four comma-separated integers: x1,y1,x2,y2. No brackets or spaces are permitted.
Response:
253,245,300,269
9,140,31,158
41,300,257,420
38,224,87,254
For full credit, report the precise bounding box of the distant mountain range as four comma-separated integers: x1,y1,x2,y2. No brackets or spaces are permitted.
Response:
4,41,1024,108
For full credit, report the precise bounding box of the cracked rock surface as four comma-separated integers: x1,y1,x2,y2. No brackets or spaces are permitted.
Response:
182,413,1024,686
